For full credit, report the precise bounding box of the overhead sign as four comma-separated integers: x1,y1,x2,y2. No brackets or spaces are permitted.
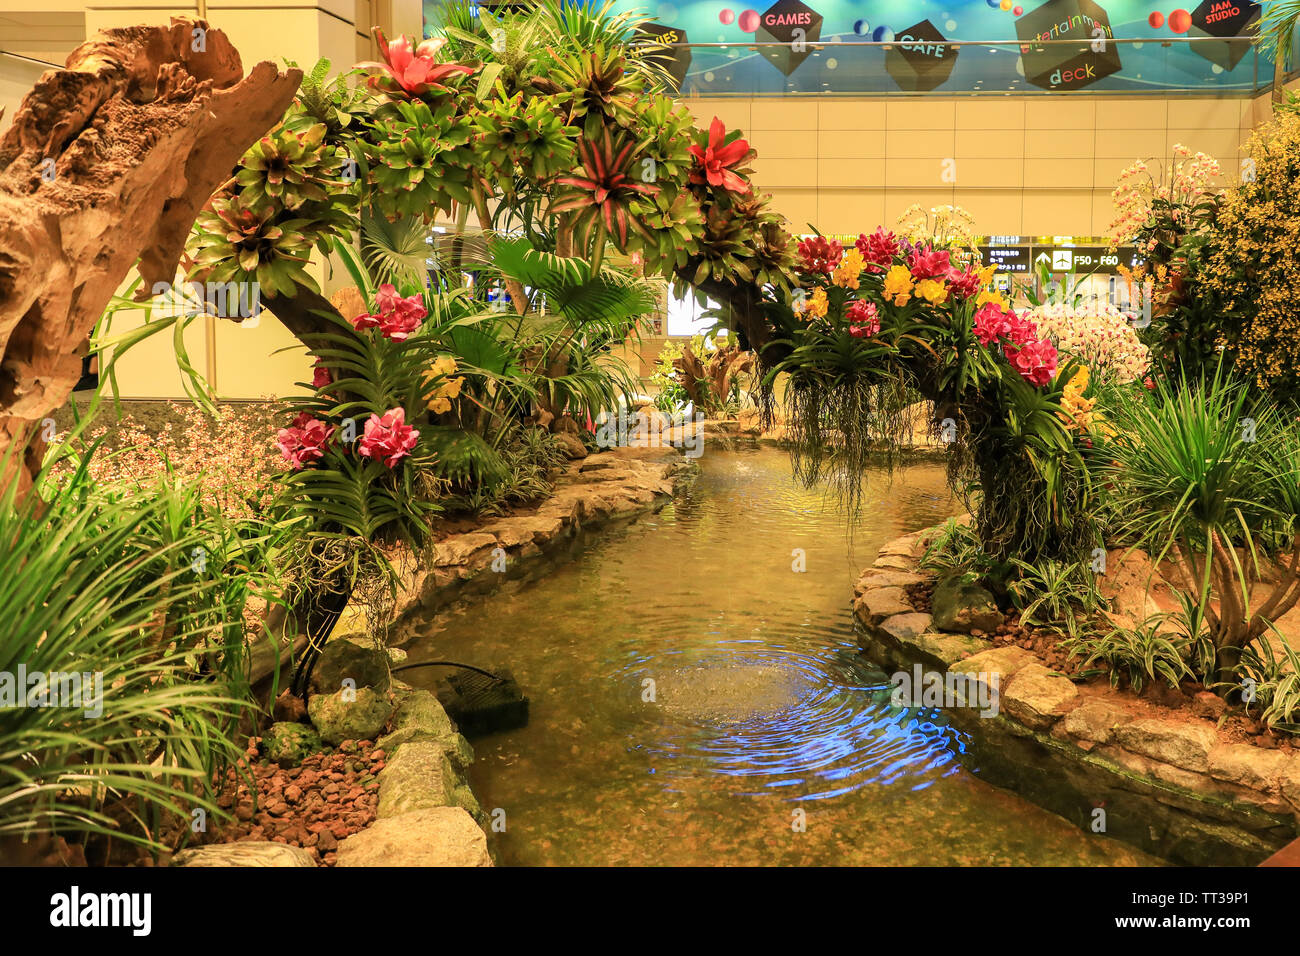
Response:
886,20,960,92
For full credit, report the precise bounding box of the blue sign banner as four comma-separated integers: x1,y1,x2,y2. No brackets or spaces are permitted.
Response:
426,0,1273,94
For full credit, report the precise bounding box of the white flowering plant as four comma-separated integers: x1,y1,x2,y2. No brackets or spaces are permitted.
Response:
1021,303,1151,386
1106,145,1220,266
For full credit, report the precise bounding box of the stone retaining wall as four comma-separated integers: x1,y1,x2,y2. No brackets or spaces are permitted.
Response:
854,529,1300,867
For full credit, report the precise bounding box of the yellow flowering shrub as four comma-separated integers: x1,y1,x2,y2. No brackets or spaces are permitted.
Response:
1201,110,1300,398
424,355,464,414
882,265,913,306
832,248,865,289
807,286,828,318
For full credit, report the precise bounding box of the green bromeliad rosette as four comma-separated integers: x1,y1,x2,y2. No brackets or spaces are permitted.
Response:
763,224,1094,566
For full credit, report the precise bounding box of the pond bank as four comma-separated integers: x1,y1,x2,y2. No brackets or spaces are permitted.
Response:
853,529,1300,866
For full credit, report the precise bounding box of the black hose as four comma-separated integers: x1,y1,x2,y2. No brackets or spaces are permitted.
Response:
391,660,508,682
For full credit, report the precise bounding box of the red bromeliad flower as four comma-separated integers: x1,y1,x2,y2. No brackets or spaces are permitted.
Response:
276,412,335,470
908,244,951,280
846,299,880,337
361,29,475,97
855,227,900,272
946,265,982,300
688,117,751,193
1004,338,1059,387
359,407,419,468
551,129,659,249
797,236,843,274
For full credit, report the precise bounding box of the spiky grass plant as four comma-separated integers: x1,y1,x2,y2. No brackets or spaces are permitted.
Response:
1101,363,1300,687
0,455,284,859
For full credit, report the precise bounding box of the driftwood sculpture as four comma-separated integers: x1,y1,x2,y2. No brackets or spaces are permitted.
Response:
0,17,300,498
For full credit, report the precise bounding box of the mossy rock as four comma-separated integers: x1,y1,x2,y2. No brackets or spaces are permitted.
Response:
262,721,323,767
308,687,395,746
308,637,391,698
931,575,1004,634
377,689,474,771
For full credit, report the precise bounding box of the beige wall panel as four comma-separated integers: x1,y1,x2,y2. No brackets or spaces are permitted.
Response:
683,97,751,133
748,98,819,131
1165,127,1243,157
1025,126,1094,158
766,188,818,226
1091,189,1118,235
1167,98,1243,129
952,156,1023,189
955,97,1026,130
886,128,955,157
818,98,886,130
884,98,955,131
884,188,956,222
956,127,1024,157
390,0,423,37
1024,157,1093,188
953,189,1023,235
816,189,885,233
104,309,211,400
751,156,815,187
1094,98,1167,129
1024,97,1095,130
1020,189,1091,234
817,128,888,158
1093,127,1167,158
1092,156,1133,188
817,157,884,188
213,314,312,400
751,131,817,159
884,156,955,189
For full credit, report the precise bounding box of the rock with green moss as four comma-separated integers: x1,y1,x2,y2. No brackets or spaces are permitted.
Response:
377,689,474,770
308,637,391,697
262,721,323,767
308,687,395,746
931,575,1004,633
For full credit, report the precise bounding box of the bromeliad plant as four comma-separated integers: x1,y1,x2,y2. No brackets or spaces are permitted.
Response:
762,222,1095,565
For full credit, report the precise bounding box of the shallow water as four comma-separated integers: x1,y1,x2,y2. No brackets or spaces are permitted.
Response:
405,445,1155,866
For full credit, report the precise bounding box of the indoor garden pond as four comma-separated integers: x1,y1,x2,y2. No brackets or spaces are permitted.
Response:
3,0,1300,906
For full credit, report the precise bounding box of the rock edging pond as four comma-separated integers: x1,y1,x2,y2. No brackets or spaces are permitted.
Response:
853,528,1300,867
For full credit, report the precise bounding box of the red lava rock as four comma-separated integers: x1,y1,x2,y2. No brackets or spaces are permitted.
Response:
235,805,254,822
285,785,303,804
330,821,349,840
371,749,386,762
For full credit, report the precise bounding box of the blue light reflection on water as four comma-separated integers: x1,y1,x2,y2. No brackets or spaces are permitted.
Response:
623,640,970,801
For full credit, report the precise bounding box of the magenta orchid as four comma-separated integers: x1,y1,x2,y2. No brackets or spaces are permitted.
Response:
276,412,335,470
358,407,419,468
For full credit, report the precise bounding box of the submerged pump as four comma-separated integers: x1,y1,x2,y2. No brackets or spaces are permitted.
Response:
391,660,529,737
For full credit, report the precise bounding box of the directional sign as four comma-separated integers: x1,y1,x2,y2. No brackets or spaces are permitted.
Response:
1030,244,1144,273
979,244,1033,273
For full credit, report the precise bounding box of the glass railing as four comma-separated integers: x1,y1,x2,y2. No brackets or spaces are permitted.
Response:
643,36,1280,96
